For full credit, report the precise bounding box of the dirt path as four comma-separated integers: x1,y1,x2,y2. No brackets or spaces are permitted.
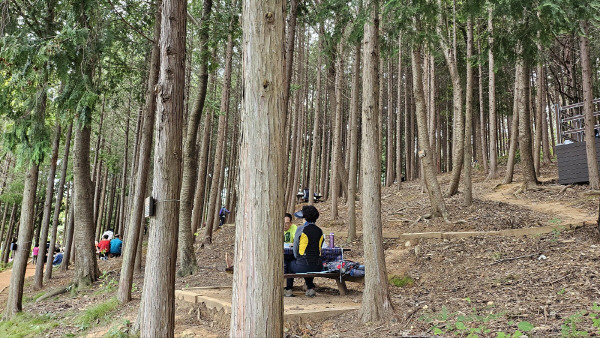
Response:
0,264,36,294
482,182,595,225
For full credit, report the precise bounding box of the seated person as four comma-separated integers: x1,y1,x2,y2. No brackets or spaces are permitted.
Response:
98,235,110,261
109,234,123,258
52,248,63,266
102,229,114,240
284,205,324,298
302,187,309,202
283,213,297,245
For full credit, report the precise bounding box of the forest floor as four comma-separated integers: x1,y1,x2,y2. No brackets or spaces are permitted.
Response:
1,161,600,337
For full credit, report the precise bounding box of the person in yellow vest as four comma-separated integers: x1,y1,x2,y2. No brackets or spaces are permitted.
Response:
284,213,297,244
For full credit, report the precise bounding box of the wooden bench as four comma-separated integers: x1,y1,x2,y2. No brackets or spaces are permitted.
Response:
283,271,364,296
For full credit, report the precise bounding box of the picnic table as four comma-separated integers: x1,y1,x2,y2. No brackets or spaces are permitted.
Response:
295,192,323,203
284,247,362,295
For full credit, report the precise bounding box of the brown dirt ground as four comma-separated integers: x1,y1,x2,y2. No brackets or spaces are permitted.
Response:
3,162,600,337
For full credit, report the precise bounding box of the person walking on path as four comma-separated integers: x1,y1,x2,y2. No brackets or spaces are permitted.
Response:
219,206,230,226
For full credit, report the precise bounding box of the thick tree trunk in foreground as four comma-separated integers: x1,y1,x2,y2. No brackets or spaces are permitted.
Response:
73,122,100,287
177,0,212,277
518,58,538,187
359,1,394,322
139,0,185,335
5,166,38,318
46,122,72,281
34,123,61,289
118,0,161,303
230,0,285,335
580,20,599,190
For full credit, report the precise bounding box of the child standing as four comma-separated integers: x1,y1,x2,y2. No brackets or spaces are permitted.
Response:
32,244,39,265
98,235,110,261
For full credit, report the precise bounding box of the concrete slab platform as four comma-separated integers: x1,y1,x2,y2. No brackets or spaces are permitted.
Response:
176,286,361,327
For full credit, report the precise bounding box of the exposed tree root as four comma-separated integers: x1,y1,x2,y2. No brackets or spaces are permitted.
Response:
583,190,600,196
36,283,73,302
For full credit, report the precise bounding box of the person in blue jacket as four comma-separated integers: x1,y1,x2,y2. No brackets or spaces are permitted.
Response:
109,234,123,258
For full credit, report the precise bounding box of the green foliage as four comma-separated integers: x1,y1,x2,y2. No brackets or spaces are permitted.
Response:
389,275,414,287
0,312,59,337
74,297,120,331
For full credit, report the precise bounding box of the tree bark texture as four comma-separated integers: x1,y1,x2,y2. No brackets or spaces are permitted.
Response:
348,41,361,242
518,58,538,187
34,123,61,289
330,41,344,220
503,65,521,184
308,24,324,207
359,1,394,322
118,0,161,303
203,27,235,245
411,45,448,218
463,18,474,206
230,0,285,335
46,122,72,281
5,166,38,317
177,0,212,277
139,0,185,334
580,20,599,189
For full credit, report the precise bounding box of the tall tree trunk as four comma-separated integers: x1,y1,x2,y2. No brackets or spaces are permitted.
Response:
477,33,489,174
118,0,161,303
518,56,538,187
230,0,285,334
308,24,324,207
46,122,72,280
534,40,543,176
5,166,39,317
61,194,75,272
386,56,395,186
118,111,130,236
463,18,474,206
580,20,599,189
359,0,394,322
190,106,213,235
139,0,185,334
504,65,521,184
396,37,403,184
348,41,361,242
95,167,109,240
438,0,464,196
0,204,9,255
1,204,17,265
92,101,105,225
73,118,101,287
202,24,235,245
405,70,412,181
34,123,61,289
412,44,449,218
178,0,213,277
542,68,551,165
330,41,344,219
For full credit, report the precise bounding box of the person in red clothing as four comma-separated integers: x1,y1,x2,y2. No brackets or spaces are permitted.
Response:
98,234,110,261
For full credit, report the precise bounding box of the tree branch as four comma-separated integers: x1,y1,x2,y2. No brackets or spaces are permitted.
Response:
105,0,154,44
